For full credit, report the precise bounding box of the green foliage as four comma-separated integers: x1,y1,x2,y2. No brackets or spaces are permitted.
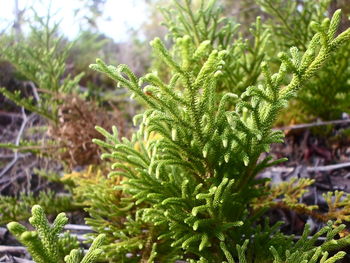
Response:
0,12,83,122
323,190,350,224
256,0,350,120
252,178,318,212
63,164,180,262
254,180,350,230
256,0,331,50
298,40,350,120
269,222,350,263
0,190,79,225
7,205,104,263
68,31,111,91
158,0,269,94
89,3,350,261
73,174,159,262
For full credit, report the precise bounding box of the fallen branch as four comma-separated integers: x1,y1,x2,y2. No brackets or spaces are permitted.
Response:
0,108,29,178
276,119,350,131
0,111,23,118
0,255,34,263
25,81,40,106
268,162,350,173
64,224,93,231
0,246,27,254
0,245,88,257
12,257,34,263
0,153,29,159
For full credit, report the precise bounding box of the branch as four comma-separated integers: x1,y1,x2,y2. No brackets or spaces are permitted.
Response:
0,245,27,253
276,119,350,131
64,224,93,231
266,162,350,173
0,107,29,178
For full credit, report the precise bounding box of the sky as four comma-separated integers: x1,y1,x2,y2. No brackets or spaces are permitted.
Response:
0,0,148,41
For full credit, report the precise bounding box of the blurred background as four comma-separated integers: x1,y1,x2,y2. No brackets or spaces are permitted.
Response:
0,0,168,82
0,0,148,41
0,0,266,79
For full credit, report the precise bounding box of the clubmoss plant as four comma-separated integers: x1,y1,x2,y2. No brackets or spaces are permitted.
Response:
7,205,104,263
7,1,350,262
88,4,350,262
